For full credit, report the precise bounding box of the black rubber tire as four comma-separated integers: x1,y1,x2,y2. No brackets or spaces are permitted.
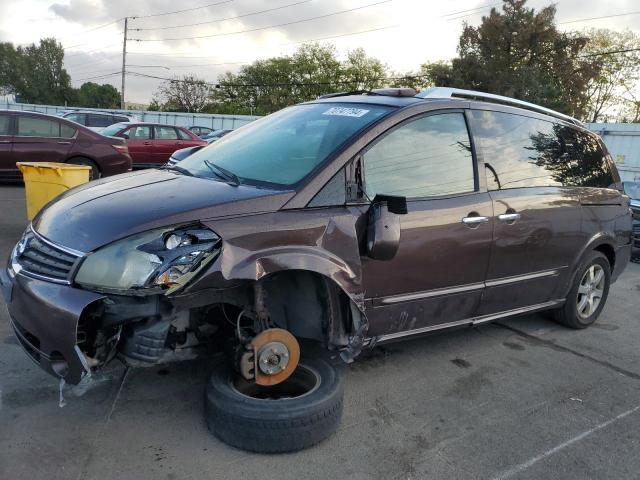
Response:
205,355,344,453
67,157,100,180
553,251,611,329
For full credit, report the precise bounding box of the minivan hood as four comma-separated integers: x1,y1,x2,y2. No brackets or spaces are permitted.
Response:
33,169,294,252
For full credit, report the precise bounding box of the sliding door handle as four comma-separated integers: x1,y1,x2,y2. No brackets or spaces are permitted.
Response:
498,213,521,223
462,216,489,226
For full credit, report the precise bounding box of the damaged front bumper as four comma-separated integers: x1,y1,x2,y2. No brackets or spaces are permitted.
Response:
1,268,104,384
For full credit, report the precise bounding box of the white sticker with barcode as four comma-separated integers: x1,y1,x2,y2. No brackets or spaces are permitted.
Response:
322,107,370,118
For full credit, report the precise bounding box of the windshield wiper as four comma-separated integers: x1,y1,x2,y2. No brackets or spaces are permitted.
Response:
162,165,195,177
204,159,240,186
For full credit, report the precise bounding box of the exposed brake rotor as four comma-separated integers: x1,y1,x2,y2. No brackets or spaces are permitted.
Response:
251,328,300,386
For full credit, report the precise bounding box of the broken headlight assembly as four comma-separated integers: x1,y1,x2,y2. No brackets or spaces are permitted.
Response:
74,225,221,292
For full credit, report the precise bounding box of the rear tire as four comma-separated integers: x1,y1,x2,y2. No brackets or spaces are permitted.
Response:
205,355,343,453
553,251,611,329
67,157,100,180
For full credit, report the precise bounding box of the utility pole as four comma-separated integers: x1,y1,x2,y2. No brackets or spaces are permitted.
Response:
121,17,128,110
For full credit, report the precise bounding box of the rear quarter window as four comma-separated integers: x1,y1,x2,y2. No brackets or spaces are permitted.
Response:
177,129,193,140
60,123,77,138
561,128,615,188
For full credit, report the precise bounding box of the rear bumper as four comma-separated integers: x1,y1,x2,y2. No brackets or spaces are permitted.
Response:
1,268,103,384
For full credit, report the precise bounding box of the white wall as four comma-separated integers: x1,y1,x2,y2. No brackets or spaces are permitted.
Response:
588,123,640,183
1,101,260,131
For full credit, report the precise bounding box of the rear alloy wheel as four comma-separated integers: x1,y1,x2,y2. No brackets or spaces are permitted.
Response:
553,251,611,329
67,157,100,180
205,355,343,453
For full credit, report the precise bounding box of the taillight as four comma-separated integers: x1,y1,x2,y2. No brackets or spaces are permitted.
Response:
112,144,129,155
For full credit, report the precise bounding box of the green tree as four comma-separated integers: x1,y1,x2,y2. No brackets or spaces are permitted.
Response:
209,43,391,115
421,0,600,119
18,38,73,104
582,29,640,122
151,75,212,112
0,42,20,96
342,48,387,91
75,82,121,108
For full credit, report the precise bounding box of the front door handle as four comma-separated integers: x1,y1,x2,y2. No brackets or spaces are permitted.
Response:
462,216,489,226
498,213,521,223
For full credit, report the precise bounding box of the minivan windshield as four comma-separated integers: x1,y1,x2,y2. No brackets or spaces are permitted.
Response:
178,103,393,187
624,181,640,200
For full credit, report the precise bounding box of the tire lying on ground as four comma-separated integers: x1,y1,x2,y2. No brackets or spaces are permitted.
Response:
205,355,344,453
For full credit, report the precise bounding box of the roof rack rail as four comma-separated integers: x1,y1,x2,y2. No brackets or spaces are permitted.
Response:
317,87,418,100
415,87,583,126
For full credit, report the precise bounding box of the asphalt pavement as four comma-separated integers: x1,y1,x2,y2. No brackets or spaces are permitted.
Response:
1,184,639,480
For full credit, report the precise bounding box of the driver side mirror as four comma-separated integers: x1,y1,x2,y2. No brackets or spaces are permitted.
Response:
366,195,407,260
121,132,129,139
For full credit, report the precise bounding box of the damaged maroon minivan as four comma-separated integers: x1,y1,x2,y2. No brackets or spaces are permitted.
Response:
1,88,632,452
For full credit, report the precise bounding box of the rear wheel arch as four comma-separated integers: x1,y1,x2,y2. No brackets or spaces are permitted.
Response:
561,236,616,299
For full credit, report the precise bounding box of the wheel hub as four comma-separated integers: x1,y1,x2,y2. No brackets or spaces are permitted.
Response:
257,341,290,375
251,329,300,386
576,264,605,319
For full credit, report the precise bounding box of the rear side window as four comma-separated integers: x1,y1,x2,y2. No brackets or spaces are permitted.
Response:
471,110,614,189
87,114,116,128
0,115,10,135
154,126,178,140
362,112,475,198
125,126,151,139
560,128,614,188
470,110,564,190
17,116,61,137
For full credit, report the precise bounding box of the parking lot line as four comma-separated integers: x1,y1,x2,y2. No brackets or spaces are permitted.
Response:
491,404,640,480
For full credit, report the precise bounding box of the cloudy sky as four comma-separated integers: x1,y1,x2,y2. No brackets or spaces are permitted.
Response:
1,0,639,105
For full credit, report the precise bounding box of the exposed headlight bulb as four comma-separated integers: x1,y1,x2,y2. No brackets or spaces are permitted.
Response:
165,234,192,250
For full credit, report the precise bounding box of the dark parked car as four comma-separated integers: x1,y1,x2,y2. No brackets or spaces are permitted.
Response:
166,130,233,167
621,181,640,256
2,88,632,453
188,125,215,137
102,122,207,168
0,110,131,180
202,128,232,141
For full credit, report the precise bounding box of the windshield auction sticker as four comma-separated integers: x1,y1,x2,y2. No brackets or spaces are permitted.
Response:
322,107,370,118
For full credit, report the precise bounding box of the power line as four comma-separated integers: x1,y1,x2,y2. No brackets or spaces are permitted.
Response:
441,2,500,18
133,0,312,31
578,47,640,58
73,71,122,82
126,24,398,58
130,0,393,42
559,10,640,25
65,43,122,57
126,70,428,88
131,0,234,19
60,19,124,47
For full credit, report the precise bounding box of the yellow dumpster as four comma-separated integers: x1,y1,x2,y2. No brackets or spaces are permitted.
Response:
17,162,91,220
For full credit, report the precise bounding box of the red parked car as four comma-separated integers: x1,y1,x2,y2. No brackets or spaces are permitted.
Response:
102,122,207,168
0,110,131,180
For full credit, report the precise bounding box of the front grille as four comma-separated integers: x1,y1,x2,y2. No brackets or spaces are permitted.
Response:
13,228,83,284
